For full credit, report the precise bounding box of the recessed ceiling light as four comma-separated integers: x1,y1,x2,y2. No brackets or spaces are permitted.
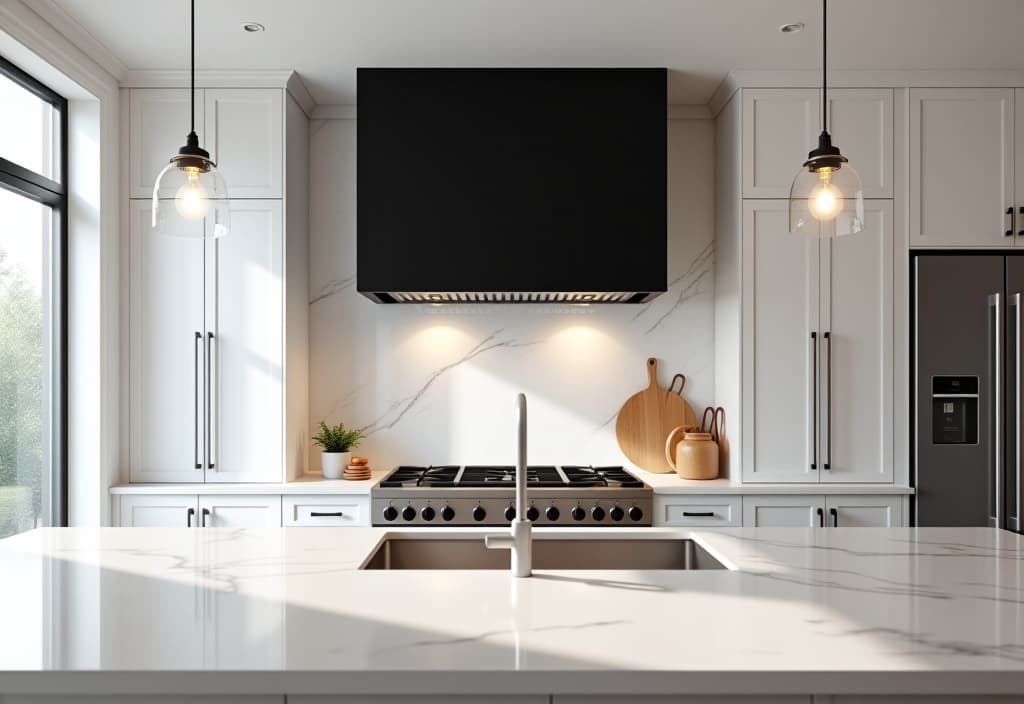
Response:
779,22,805,33
242,22,265,33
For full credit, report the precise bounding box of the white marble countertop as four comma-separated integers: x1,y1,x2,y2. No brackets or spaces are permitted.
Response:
109,472,386,494
638,471,916,494
0,526,1018,697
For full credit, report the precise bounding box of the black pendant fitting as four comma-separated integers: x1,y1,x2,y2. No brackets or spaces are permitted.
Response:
170,131,213,172
803,130,847,173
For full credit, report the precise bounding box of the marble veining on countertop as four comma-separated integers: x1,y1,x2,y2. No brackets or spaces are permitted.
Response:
0,525,1020,697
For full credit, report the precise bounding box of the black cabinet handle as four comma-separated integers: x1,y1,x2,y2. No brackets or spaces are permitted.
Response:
187,507,195,527
1007,207,1015,237
682,511,715,517
309,511,344,517
1018,206,1024,236
829,507,838,527
810,331,818,470
816,507,824,527
201,507,211,527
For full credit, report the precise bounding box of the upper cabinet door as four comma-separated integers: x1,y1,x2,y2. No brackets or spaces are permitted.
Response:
826,89,894,198
204,89,283,198
820,201,894,484
742,201,821,483
128,201,207,483
129,88,205,199
742,88,818,197
910,88,1014,247
205,200,284,483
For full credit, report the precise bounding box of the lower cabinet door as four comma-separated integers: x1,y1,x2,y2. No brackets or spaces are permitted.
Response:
119,495,199,527
198,495,282,527
742,495,826,527
824,495,902,527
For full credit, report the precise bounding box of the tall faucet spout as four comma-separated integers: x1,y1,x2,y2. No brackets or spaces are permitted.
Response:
516,392,527,522
484,393,532,577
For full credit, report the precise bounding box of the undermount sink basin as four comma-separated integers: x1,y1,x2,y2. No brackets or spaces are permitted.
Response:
361,537,728,571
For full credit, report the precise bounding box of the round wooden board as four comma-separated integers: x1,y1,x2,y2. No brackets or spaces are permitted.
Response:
614,358,698,474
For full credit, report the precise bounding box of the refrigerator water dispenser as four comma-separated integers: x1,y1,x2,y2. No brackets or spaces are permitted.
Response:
931,376,978,445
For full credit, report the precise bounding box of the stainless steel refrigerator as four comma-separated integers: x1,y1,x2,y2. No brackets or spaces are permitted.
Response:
914,254,1024,530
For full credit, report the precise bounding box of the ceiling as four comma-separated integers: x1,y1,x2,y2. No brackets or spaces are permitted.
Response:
47,0,1024,105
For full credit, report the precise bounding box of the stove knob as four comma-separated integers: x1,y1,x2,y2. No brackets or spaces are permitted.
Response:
472,505,487,522
504,505,517,521
441,505,456,522
382,505,398,522
591,505,605,521
545,505,560,521
571,506,586,521
402,506,417,521
628,506,644,522
609,505,625,522
526,506,540,522
421,506,436,522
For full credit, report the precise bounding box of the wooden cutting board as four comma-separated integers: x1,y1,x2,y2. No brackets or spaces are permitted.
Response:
615,357,697,474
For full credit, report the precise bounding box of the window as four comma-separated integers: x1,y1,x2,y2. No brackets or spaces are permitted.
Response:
0,56,67,538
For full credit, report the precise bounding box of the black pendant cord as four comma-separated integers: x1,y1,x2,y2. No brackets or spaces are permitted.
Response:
821,0,827,133
190,0,195,135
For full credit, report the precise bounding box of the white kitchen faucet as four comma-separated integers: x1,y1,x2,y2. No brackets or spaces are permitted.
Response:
484,393,532,577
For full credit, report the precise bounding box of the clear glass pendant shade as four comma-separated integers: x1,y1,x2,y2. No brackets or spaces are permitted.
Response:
788,161,864,238
152,157,230,238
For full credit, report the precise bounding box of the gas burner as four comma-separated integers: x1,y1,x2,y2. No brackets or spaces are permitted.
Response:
459,465,563,487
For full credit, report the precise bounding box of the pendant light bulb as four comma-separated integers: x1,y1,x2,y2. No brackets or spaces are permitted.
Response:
807,169,843,221
174,169,210,220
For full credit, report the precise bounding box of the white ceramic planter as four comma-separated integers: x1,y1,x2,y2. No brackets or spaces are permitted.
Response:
321,451,351,480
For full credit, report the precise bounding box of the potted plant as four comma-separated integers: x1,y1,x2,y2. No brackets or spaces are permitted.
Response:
312,421,365,479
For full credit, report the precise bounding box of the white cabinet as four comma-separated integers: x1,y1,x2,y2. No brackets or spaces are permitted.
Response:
743,495,826,528
741,200,893,484
198,495,281,528
742,89,818,197
206,201,283,483
741,200,820,483
118,495,282,527
205,89,283,198
127,201,206,483
282,495,370,526
742,88,893,199
909,88,1014,247
825,495,901,528
126,87,308,485
118,495,198,528
128,88,204,198
820,201,894,483
743,495,903,527
654,495,742,527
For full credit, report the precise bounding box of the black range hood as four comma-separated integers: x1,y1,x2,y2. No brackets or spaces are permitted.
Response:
356,68,668,304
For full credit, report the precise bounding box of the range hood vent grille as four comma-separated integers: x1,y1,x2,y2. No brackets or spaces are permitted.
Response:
365,291,654,304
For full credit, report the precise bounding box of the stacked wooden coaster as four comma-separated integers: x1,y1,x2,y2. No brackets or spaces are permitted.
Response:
344,456,371,481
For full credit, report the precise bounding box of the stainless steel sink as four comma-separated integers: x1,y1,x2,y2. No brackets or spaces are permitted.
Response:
361,537,727,570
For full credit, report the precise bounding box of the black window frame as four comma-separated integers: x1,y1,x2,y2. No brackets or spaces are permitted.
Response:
0,54,69,527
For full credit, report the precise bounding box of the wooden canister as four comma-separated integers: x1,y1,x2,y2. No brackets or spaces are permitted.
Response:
664,427,719,480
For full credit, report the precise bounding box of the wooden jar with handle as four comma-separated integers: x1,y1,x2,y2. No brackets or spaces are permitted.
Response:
664,428,719,480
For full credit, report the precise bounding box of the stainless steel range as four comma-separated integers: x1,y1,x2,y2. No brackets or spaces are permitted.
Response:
371,465,652,526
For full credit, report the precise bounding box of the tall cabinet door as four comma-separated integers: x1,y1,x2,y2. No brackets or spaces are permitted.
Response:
909,88,1014,247
128,201,207,483
128,88,205,199
820,201,894,483
742,201,821,482
205,201,283,483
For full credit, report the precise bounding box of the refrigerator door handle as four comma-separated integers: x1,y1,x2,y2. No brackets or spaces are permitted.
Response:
1015,293,1022,529
824,331,832,471
991,292,1005,530
810,332,818,471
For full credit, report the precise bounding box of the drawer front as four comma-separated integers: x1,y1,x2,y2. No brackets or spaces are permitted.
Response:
656,495,742,526
282,495,369,527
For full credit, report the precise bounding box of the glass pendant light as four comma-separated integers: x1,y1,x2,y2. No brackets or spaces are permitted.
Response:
789,0,863,238
152,0,229,238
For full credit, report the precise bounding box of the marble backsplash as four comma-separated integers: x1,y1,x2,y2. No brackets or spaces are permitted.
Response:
308,117,715,473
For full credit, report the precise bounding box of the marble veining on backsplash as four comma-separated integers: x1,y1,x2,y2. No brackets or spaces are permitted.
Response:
307,117,716,471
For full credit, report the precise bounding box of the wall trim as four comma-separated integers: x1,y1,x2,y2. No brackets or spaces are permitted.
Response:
285,72,316,118
122,68,295,88
17,0,128,81
667,104,711,119
311,104,356,120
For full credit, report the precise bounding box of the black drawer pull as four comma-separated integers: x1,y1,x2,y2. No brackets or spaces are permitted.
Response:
829,507,838,527
682,511,716,517
310,511,345,517
816,507,824,527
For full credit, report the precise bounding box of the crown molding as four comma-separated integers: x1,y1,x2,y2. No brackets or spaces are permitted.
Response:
121,68,296,88
285,72,316,118
17,0,128,82
707,73,739,118
667,104,710,119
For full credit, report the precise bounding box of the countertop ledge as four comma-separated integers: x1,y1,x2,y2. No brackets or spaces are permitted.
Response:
110,473,914,496
0,525,1019,696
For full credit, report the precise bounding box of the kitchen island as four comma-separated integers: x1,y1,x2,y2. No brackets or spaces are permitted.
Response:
1,526,1023,702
